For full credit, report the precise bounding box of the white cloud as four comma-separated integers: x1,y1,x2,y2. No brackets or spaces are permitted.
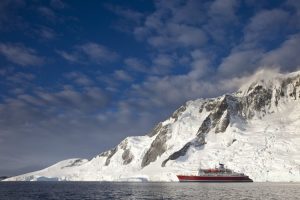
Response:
124,57,148,72
36,26,57,40
243,9,290,47
0,43,44,66
113,70,133,82
260,34,300,71
209,0,239,22
218,49,264,77
79,42,119,64
57,42,119,64
56,50,79,63
64,72,94,86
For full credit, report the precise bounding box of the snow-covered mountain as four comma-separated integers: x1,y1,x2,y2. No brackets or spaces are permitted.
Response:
4,70,300,182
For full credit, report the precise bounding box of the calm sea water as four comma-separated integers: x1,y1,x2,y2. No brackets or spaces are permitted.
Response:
0,182,299,200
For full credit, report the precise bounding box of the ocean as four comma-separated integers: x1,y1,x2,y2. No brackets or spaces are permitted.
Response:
0,182,299,200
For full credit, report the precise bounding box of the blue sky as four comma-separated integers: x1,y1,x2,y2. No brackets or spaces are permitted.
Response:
1,0,300,176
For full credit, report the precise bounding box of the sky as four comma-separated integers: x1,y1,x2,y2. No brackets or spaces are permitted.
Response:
0,0,300,176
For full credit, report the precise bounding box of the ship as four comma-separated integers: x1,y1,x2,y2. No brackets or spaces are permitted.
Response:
177,164,253,182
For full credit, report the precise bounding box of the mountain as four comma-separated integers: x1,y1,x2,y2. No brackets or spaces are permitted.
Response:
0,176,8,181
4,70,300,182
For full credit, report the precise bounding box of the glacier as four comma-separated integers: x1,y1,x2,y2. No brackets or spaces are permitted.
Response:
4,70,300,182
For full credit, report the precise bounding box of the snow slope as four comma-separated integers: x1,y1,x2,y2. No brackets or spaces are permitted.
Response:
4,70,300,182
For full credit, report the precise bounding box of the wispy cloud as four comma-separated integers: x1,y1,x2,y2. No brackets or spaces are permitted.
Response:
0,43,44,66
113,70,133,82
37,6,57,21
57,42,119,65
64,71,94,86
79,42,119,64
124,57,148,72
36,26,57,40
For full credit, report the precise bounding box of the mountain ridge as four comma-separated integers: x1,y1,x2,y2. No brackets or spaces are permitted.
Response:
4,70,300,182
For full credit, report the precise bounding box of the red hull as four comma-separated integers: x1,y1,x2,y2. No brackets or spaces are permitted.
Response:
177,175,253,182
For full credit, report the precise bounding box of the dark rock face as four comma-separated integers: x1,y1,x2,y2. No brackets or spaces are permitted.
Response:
161,142,191,167
171,104,187,121
141,125,169,168
161,134,206,167
122,149,134,165
215,110,230,133
62,159,85,168
148,122,163,137
197,116,212,134
99,138,134,166
204,100,218,112
119,139,134,165
197,95,237,136
104,147,117,166
243,85,272,118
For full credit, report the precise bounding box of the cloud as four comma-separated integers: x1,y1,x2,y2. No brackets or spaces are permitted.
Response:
36,86,108,113
124,57,148,72
79,42,119,64
36,26,57,40
218,49,264,77
260,34,300,71
6,72,35,84
133,1,208,49
243,9,290,47
113,70,133,82
209,0,239,22
106,4,144,24
37,6,56,21
218,33,300,78
56,50,79,63
58,42,119,65
145,22,207,49
0,43,44,66
64,72,94,86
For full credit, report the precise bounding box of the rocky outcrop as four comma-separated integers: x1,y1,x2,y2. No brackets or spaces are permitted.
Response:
119,139,134,165
171,104,187,121
101,147,117,166
147,122,163,137
161,142,191,167
122,149,134,165
197,95,240,136
141,125,169,168
243,85,272,118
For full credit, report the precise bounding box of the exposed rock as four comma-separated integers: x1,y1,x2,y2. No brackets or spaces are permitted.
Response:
197,115,211,135
147,122,163,137
62,159,86,168
171,104,187,121
199,103,205,113
141,125,169,168
122,149,134,165
244,85,272,118
104,147,117,166
215,110,230,133
162,134,207,167
197,95,231,136
161,142,191,167
204,100,218,112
